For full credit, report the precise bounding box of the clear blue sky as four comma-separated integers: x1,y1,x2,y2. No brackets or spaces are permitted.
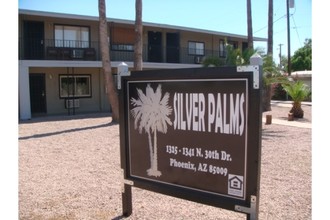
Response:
18,0,312,64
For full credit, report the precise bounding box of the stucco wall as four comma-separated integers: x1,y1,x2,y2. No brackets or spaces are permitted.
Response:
29,67,110,115
291,71,312,90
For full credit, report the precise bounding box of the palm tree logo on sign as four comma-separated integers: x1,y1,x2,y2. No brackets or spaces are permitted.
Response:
130,84,172,177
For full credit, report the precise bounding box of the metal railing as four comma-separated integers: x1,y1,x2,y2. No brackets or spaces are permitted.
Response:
19,38,227,64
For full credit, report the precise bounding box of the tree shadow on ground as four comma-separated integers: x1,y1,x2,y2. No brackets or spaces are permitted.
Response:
112,216,126,220
277,116,311,123
262,128,286,140
19,112,112,124
19,122,116,140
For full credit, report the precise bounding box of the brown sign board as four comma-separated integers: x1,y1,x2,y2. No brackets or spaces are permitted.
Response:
118,66,262,219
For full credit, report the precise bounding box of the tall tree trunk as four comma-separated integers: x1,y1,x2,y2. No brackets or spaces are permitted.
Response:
267,0,273,56
98,0,119,122
247,0,254,49
134,0,143,71
262,82,272,112
262,0,274,112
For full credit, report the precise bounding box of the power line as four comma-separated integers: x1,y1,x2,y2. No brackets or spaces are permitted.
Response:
253,14,286,34
254,6,297,34
273,0,285,15
291,15,303,48
254,0,297,35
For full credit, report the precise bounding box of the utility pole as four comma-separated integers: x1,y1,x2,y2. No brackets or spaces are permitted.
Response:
286,0,294,76
278,43,283,69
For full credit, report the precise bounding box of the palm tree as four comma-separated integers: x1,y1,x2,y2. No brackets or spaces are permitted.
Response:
134,0,143,70
98,0,119,122
202,56,223,67
263,0,274,112
130,84,172,177
262,55,277,112
226,44,242,66
267,0,273,56
247,0,253,49
282,81,310,118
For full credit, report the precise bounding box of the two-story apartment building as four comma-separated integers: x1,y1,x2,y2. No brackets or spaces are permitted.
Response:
19,9,266,120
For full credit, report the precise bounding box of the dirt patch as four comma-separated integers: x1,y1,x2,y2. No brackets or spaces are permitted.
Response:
19,105,311,219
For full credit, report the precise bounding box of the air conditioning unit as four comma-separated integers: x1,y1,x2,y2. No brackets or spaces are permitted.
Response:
194,56,204,64
71,49,84,59
65,99,80,109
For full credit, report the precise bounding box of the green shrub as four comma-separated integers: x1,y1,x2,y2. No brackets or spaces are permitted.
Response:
202,56,224,67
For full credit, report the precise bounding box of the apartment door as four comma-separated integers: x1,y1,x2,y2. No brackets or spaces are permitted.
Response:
29,73,47,114
148,31,162,62
23,21,44,59
166,32,180,63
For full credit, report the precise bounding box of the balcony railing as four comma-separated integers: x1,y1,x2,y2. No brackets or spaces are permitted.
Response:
19,38,227,64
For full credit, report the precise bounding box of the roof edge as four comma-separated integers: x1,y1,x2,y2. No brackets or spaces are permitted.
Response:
19,9,267,41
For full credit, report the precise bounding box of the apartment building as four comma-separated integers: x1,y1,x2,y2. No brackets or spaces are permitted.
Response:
18,9,266,120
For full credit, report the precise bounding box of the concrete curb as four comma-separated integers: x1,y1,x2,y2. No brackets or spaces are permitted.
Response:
271,100,312,108
264,100,312,128
262,117,312,129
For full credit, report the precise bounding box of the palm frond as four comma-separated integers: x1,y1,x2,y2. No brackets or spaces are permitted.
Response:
130,84,173,135
282,81,310,102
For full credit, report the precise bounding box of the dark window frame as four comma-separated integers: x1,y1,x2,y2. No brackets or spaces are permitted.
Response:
188,41,205,56
54,24,91,48
227,40,238,50
59,74,92,99
219,39,226,57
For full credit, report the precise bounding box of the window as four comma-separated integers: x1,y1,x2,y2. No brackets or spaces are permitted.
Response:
59,75,91,98
55,25,90,48
242,42,249,52
188,41,205,55
227,41,238,49
219,40,226,57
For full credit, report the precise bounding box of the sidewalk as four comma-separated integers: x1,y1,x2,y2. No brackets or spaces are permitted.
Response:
262,117,312,128
262,101,312,129
270,100,312,107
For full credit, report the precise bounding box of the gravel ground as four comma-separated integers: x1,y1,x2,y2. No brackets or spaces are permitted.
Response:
19,103,311,220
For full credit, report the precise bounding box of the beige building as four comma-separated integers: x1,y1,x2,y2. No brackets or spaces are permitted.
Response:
19,9,266,120
290,70,312,90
